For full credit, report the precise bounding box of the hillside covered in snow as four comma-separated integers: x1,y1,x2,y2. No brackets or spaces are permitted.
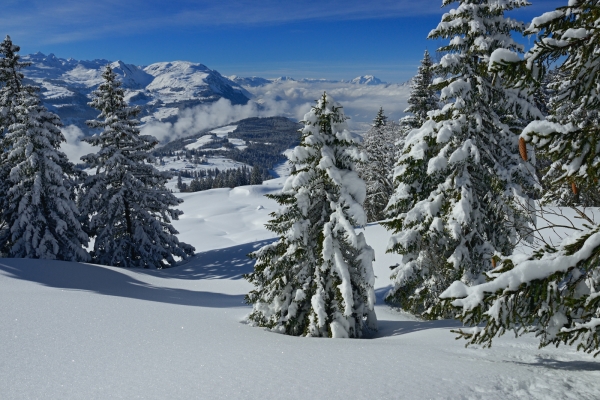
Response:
1,172,599,399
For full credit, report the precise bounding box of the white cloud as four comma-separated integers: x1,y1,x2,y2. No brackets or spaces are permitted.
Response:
247,80,411,129
139,80,411,143
60,125,96,164
140,99,261,143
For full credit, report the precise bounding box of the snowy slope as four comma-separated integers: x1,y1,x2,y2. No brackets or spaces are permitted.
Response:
1,170,599,399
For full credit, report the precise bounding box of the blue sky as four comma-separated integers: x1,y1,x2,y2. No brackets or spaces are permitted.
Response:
5,0,566,82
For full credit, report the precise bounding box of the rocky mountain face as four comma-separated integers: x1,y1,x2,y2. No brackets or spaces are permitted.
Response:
22,53,250,133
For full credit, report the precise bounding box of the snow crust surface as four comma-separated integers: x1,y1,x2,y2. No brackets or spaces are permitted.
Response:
1,174,599,399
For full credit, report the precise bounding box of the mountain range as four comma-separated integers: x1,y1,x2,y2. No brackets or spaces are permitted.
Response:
22,52,390,136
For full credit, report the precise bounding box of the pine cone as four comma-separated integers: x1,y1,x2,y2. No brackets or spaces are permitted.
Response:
519,137,528,161
572,182,578,195
491,258,497,268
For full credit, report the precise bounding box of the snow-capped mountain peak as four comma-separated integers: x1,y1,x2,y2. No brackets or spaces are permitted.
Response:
109,60,153,89
350,75,384,85
20,54,250,131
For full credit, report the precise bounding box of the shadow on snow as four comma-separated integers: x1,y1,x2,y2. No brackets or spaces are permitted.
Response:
0,240,275,309
511,357,600,371
157,239,276,280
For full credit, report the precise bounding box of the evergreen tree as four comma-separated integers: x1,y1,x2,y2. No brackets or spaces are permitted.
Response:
80,65,194,268
250,165,262,185
245,93,377,338
373,107,387,128
356,108,400,222
0,36,29,135
443,0,600,355
400,50,438,131
538,66,600,207
0,36,32,235
382,0,540,318
0,86,90,260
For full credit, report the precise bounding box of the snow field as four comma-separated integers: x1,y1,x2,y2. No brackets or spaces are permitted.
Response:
209,125,237,137
1,174,599,399
184,134,215,150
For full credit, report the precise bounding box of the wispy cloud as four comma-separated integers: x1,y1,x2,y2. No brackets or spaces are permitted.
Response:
4,0,446,45
3,1,569,47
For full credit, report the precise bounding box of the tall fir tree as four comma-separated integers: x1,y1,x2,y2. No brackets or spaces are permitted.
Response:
0,88,90,260
400,50,438,131
382,0,540,318
357,108,400,222
0,36,29,135
245,93,377,338
442,0,600,356
0,36,33,235
80,65,194,268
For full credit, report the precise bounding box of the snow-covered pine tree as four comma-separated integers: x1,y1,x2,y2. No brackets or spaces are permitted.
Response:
357,108,399,222
0,87,90,260
373,107,387,128
399,50,438,131
245,93,377,338
538,66,600,207
382,0,540,318
0,36,33,236
441,0,600,355
0,36,29,135
80,65,195,268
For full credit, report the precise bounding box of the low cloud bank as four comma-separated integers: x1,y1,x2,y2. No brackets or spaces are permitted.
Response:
141,80,411,143
139,98,289,143
61,80,411,154
248,79,411,125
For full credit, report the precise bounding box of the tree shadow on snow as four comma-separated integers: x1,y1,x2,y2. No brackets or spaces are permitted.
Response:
372,318,463,338
0,240,276,309
511,357,600,371
153,239,276,280
370,286,463,338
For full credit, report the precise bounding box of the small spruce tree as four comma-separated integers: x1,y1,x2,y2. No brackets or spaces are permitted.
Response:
245,93,377,338
373,107,387,128
357,107,400,222
80,65,194,268
400,50,438,131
